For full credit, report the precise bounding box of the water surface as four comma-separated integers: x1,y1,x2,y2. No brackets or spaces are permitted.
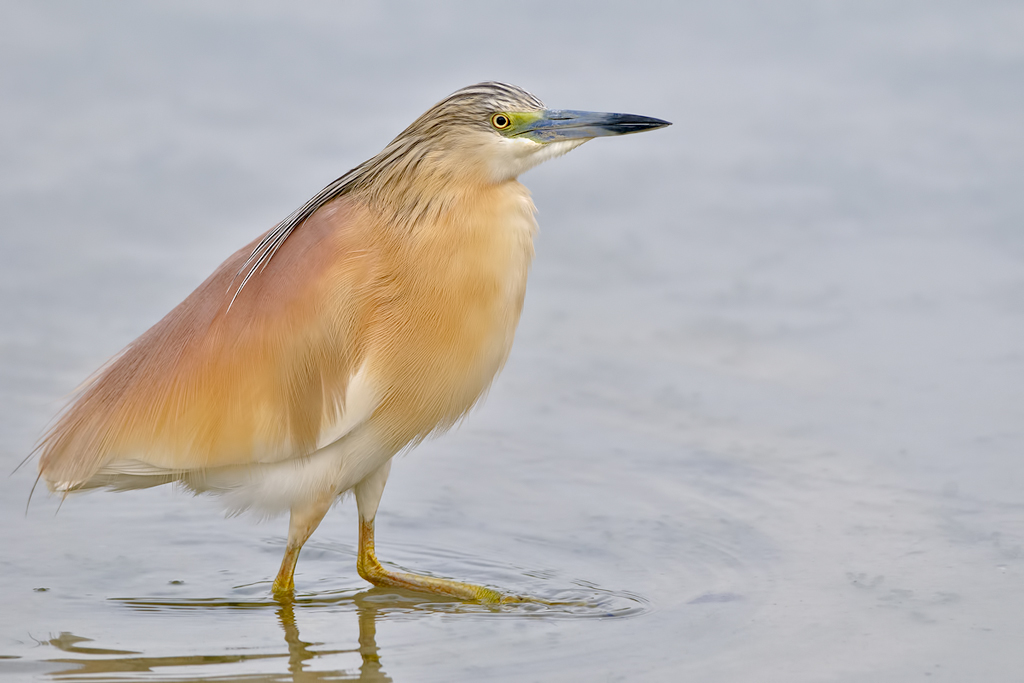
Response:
2,2,1023,680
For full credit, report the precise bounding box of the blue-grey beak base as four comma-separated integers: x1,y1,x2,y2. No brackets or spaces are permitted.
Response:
519,109,671,143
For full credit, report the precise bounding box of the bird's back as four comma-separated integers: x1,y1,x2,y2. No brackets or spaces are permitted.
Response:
38,182,537,496
38,197,373,490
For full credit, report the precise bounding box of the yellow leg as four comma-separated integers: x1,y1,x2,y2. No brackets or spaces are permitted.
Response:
273,495,333,596
273,546,301,596
356,517,519,604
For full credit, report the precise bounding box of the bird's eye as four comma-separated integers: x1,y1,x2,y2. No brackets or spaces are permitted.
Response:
491,113,512,130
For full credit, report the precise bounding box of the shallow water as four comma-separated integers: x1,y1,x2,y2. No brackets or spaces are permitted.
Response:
2,1,1024,680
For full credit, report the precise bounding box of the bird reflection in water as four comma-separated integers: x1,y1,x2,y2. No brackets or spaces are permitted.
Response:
44,590,396,682
279,594,393,682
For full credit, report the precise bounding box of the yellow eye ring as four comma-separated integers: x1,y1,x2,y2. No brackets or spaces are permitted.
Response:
491,113,512,130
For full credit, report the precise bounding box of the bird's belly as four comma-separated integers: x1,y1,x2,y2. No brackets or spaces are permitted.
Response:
181,421,395,515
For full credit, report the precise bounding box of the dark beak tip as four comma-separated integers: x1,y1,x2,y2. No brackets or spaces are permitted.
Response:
610,113,672,134
644,115,672,127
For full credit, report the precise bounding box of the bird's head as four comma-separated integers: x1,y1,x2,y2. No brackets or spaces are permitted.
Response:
231,83,670,299
374,82,671,186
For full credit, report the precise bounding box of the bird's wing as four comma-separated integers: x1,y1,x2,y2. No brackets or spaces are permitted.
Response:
38,196,380,491
231,164,365,304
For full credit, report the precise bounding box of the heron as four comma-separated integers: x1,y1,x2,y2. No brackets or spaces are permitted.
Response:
36,82,670,602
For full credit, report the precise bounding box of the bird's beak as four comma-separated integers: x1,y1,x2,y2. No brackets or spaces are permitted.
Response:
514,109,671,143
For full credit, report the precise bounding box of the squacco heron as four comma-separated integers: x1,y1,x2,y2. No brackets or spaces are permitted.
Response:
37,82,670,602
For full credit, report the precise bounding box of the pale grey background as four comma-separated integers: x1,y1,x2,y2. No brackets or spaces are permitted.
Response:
2,1,1023,681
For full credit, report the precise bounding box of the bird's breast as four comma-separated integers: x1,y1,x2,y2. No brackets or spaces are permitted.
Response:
364,183,537,444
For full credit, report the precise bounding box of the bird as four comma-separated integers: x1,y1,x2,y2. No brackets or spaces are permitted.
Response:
36,82,670,602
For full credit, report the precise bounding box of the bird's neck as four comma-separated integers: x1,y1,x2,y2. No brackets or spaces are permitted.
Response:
354,164,509,235
347,131,506,231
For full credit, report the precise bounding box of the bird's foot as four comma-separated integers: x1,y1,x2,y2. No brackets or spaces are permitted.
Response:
356,518,587,606
357,550,512,604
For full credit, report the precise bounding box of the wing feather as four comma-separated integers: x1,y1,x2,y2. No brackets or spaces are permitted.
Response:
39,196,376,490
